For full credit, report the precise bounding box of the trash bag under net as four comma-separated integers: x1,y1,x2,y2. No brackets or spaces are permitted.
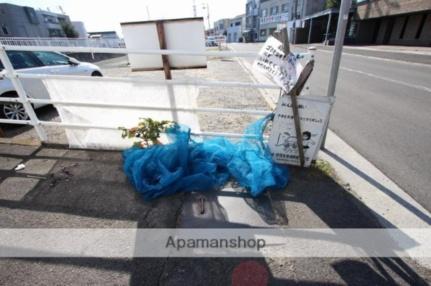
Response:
123,114,289,200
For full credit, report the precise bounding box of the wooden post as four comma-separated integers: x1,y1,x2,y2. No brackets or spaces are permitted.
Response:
156,21,172,80
155,21,178,122
275,28,305,167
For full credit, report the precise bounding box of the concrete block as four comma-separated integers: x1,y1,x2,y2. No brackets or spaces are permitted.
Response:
36,148,68,158
0,156,22,170
0,144,39,156
0,177,39,201
17,159,57,175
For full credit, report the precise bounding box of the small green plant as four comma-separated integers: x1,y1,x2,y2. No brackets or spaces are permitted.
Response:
312,159,334,177
119,118,176,148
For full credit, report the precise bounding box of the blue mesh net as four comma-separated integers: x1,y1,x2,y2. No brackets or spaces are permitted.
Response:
123,114,289,200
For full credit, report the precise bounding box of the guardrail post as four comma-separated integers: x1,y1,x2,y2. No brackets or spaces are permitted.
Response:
0,46,48,142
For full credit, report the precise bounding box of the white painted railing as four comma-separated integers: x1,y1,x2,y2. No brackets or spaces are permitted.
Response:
0,37,125,48
0,44,303,142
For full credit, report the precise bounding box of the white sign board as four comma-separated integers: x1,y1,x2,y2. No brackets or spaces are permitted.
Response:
268,95,334,167
253,36,302,92
121,18,207,71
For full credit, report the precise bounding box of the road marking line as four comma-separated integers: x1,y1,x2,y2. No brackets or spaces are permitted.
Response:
317,48,431,68
341,67,431,93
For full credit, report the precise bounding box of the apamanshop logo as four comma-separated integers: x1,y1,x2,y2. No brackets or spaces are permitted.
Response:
165,236,266,251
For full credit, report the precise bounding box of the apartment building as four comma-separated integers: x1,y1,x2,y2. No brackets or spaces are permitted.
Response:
0,3,72,38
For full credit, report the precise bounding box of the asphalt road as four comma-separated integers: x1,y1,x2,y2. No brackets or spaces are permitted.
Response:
230,43,431,212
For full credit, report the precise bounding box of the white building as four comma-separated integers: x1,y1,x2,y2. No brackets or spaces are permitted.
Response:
226,14,246,43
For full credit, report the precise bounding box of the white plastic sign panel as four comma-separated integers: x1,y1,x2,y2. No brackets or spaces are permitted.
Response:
268,95,334,167
253,36,301,92
121,18,207,71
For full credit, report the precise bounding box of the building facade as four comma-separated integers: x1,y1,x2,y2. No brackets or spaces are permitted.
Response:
287,0,326,43
355,0,431,46
226,15,246,43
244,0,260,42
0,3,72,38
258,0,291,41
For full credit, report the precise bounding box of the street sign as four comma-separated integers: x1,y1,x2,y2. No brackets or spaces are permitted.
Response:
252,36,301,92
268,95,334,167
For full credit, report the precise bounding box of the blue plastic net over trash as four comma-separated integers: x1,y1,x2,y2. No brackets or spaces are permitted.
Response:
123,114,289,200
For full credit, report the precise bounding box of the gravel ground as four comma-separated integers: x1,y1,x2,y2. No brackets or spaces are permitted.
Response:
101,56,272,135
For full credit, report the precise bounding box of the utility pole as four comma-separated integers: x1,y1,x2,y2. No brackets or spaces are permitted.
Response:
146,6,151,20
292,0,298,44
193,0,197,17
202,3,211,30
321,0,352,148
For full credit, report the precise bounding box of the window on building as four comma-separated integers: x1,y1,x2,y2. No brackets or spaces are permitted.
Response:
5,51,43,70
1,25,9,35
235,21,241,26
270,6,279,15
43,14,59,24
262,9,267,17
260,29,267,36
49,28,63,37
33,51,69,66
282,4,288,13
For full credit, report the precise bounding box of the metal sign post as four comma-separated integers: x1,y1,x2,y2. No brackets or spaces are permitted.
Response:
321,0,352,148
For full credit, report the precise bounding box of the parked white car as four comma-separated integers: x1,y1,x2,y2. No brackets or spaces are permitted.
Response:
0,50,103,120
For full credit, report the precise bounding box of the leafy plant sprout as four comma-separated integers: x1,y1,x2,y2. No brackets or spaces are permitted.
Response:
119,118,177,148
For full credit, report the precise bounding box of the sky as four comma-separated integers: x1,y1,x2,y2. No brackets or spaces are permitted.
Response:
2,0,246,36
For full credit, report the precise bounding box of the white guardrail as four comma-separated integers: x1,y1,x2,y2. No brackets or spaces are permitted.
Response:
0,44,306,142
0,37,125,48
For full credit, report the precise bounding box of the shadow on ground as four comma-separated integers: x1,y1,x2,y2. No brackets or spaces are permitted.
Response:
0,145,429,285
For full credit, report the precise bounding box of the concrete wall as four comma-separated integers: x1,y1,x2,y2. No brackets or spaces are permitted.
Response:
355,20,377,44
357,0,431,20
389,13,431,46
355,11,431,46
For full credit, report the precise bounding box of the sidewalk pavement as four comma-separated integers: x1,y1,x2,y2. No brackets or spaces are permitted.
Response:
0,56,430,284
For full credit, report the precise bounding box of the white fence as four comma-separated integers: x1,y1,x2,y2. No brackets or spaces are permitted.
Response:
0,44,292,143
0,37,125,48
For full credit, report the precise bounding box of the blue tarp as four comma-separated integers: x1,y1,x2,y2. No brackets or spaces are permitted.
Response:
123,114,289,200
